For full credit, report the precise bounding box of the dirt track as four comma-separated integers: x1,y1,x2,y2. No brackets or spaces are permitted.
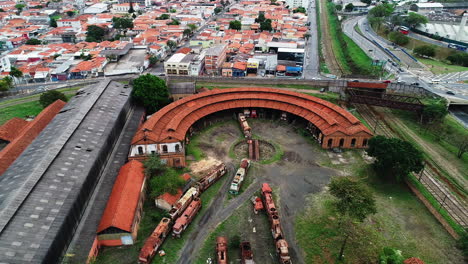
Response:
178,119,334,264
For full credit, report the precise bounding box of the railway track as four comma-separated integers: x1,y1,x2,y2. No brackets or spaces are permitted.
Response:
318,0,344,77
355,104,468,228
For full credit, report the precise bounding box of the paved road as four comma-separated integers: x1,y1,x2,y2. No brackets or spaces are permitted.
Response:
303,1,320,79
408,32,468,54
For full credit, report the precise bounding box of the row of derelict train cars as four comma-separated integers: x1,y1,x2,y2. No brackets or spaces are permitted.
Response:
138,113,291,263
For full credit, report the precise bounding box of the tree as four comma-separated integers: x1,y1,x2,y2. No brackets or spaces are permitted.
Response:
255,12,265,23
344,3,354,12
66,10,75,17
112,17,134,36
447,52,468,67
15,4,25,12
149,55,158,66
404,12,428,28
414,45,436,57
421,100,448,124
128,0,135,13
167,40,177,50
367,136,424,181
335,4,342,11
149,167,186,197
454,136,468,159
169,8,176,13
143,154,166,177
0,77,13,91
25,38,42,45
229,20,241,30
50,18,57,27
260,19,272,32
214,7,222,14
86,25,106,42
368,3,394,17
158,13,170,20
39,90,68,108
388,31,409,46
167,18,180,25
131,74,170,113
329,177,377,260
361,0,371,5
183,29,192,38
188,23,198,32
303,32,311,40
293,7,306,13
9,67,23,78
0,8,5,12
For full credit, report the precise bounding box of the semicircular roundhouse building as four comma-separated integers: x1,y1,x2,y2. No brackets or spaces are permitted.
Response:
129,88,373,167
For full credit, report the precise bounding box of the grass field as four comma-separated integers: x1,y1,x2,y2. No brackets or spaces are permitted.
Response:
0,87,79,126
325,2,351,74
195,83,321,90
417,58,468,75
295,156,464,263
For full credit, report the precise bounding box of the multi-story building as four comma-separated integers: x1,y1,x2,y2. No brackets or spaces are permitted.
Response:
286,0,309,9
204,44,227,75
164,53,190,75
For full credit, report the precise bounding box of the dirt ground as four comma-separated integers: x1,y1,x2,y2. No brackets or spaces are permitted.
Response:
180,118,335,264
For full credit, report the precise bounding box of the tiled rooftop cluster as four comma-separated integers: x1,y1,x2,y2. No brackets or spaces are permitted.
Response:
0,80,132,263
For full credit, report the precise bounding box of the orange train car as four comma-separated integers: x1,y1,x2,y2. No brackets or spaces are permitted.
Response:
138,217,171,264
172,197,202,238
216,236,228,264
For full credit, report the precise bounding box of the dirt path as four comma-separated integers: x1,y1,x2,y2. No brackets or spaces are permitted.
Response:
0,91,76,109
319,0,343,76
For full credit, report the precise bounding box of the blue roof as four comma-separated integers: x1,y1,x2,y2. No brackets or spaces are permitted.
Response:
286,66,302,72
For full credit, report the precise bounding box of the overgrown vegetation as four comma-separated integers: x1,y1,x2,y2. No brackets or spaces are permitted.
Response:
39,90,68,108
326,2,378,76
131,74,170,114
143,155,186,197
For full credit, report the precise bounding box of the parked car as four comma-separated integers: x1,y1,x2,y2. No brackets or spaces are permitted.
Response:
383,80,391,83
431,79,441,84
411,82,419,86
352,79,359,82
446,91,455,95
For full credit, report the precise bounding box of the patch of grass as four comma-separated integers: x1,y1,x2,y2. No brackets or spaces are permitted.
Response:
304,92,340,105
417,57,468,75
257,141,284,165
195,82,321,90
187,121,237,161
316,0,330,74
296,158,464,264
348,107,371,129
325,2,351,74
0,87,79,125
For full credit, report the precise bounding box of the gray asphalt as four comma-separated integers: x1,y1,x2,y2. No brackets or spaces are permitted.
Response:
303,1,320,79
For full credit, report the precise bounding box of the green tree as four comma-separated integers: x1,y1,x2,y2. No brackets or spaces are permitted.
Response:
303,32,311,40
39,90,68,108
404,12,428,28
169,8,176,13
388,31,409,45
9,67,23,78
260,19,272,32
0,8,5,12
158,13,170,20
367,136,424,181
447,52,468,67
149,55,158,66
143,154,166,177
344,3,354,12
167,18,180,25
50,17,57,27
167,40,177,50
214,7,222,14
112,17,134,30
379,248,405,264
131,74,170,113
86,25,106,42
149,168,186,197
25,38,42,45
15,4,25,12
188,23,198,32
255,12,265,23
183,28,192,38
329,177,377,260
335,4,343,11
66,10,75,17
422,99,448,124
229,20,241,30
0,77,13,91
414,45,436,57
293,7,306,13
368,3,394,17
453,136,468,159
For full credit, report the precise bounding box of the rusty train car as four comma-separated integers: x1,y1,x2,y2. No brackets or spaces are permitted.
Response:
168,187,199,220
216,236,228,264
172,197,202,238
238,113,252,139
261,183,292,264
138,217,171,264
196,163,227,192
241,241,255,264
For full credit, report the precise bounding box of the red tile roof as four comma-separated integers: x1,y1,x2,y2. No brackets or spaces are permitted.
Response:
158,189,183,206
0,118,28,142
0,100,66,176
131,88,372,145
97,160,146,234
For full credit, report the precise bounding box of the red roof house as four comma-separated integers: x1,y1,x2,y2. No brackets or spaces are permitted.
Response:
97,160,146,246
0,100,66,176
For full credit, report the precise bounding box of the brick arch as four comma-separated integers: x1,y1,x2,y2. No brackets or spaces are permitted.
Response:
131,87,372,150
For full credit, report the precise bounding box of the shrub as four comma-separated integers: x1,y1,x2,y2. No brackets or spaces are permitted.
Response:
388,31,409,46
414,45,436,57
39,90,68,108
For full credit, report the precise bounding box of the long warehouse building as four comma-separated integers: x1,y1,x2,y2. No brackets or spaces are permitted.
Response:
0,80,133,263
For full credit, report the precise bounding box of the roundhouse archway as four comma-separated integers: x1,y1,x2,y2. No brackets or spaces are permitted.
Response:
129,88,372,167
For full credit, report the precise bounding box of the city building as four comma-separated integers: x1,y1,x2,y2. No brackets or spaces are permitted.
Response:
204,44,227,75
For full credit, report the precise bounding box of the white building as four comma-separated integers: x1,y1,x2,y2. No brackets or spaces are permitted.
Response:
57,19,82,31
83,3,109,14
111,3,140,14
286,0,309,9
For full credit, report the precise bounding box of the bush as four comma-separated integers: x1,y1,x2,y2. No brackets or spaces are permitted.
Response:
39,90,68,108
229,235,240,249
414,45,436,57
388,31,409,46
131,74,170,113
447,52,468,67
